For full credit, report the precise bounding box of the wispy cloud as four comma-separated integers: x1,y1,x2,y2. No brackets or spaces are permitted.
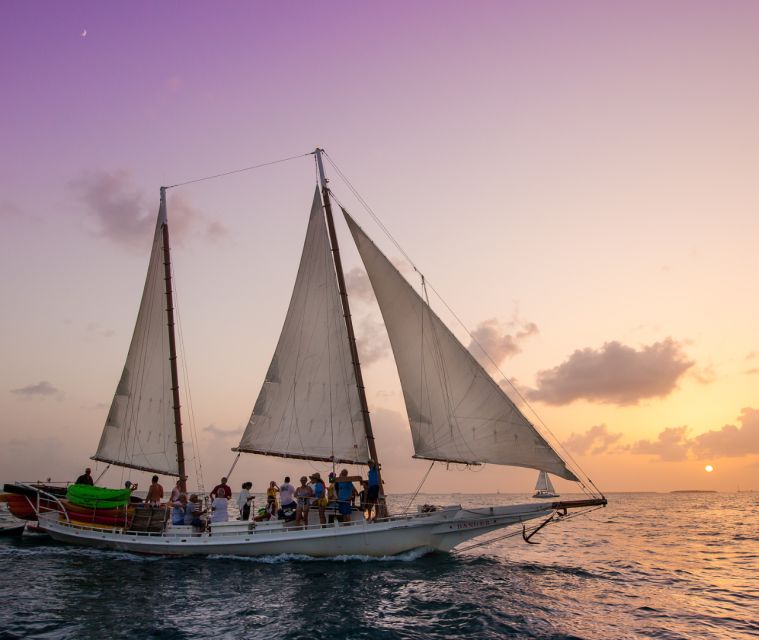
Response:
70,169,224,250
345,267,376,303
0,200,24,220
203,424,242,439
10,381,63,400
356,317,391,366
566,424,623,455
692,408,759,458
624,408,759,461
527,338,694,406
629,426,691,461
70,169,152,249
468,318,538,373
86,322,115,338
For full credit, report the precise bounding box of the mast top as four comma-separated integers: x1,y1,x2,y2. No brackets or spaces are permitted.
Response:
315,148,328,190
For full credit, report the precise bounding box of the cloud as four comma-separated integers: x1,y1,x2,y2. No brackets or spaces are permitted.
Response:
468,318,538,372
692,408,759,457
0,200,24,219
70,169,223,249
70,169,152,249
86,322,115,338
629,426,691,461
345,267,375,303
10,381,62,399
203,424,243,439
527,338,694,406
623,408,759,461
356,317,391,366
566,424,623,455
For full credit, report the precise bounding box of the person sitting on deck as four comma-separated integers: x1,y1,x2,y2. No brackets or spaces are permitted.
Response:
211,489,229,523
124,480,138,492
210,477,232,501
335,469,356,523
145,475,164,507
184,494,206,530
75,468,94,485
294,476,313,526
170,493,187,525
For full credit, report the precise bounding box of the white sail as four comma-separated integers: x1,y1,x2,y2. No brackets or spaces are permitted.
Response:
535,471,556,493
93,197,180,476
344,212,578,481
236,189,370,463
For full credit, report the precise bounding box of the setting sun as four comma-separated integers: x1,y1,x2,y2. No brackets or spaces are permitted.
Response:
705,465,714,473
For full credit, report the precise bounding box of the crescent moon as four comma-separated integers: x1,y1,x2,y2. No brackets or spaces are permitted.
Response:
81,29,87,37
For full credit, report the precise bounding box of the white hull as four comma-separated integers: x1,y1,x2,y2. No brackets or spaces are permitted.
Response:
39,503,554,557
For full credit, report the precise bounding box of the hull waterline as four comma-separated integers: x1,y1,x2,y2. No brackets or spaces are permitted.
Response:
39,503,556,558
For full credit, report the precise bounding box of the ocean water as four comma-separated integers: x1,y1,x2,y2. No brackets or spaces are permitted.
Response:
0,492,757,639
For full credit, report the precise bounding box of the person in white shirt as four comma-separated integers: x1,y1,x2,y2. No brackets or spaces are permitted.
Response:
211,489,229,523
279,476,296,510
237,481,253,520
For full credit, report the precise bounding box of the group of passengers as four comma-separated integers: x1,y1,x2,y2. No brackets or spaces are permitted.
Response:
246,460,382,527
103,459,382,530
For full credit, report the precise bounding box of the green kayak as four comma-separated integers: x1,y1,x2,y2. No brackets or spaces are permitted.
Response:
67,484,132,509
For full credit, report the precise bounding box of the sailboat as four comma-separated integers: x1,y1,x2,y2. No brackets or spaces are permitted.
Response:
35,148,605,556
533,471,560,499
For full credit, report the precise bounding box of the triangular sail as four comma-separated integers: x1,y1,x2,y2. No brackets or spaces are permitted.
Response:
344,212,578,481
93,197,180,476
535,471,555,492
236,189,370,464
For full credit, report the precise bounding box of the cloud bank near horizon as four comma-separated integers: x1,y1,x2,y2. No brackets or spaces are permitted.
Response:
527,338,694,406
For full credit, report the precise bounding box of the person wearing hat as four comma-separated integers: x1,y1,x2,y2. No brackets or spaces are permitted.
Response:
309,472,327,526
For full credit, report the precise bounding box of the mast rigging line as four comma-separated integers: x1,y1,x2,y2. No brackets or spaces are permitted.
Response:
323,151,601,498
164,152,313,189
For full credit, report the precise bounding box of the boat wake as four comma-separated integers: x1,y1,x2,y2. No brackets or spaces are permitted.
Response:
208,546,435,564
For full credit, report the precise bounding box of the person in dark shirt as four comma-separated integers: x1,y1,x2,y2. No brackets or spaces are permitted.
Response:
210,477,232,500
75,468,94,485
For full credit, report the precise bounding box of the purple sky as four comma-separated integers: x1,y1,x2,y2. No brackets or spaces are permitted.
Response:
2,1,758,492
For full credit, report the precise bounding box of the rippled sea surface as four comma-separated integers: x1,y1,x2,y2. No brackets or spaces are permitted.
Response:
1,492,757,639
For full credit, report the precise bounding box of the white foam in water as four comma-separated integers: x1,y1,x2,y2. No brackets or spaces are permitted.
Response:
208,546,434,563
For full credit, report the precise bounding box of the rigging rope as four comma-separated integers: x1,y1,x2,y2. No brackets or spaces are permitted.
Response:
323,152,601,498
165,152,312,189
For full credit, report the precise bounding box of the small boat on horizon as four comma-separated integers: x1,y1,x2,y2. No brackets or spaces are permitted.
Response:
533,471,560,499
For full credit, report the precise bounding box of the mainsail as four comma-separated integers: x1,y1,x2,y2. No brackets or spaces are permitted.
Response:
344,211,578,481
93,195,181,476
236,189,370,464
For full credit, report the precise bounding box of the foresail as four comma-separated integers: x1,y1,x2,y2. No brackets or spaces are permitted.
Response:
535,471,549,492
344,212,578,481
93,198,180,477
236,189,370,464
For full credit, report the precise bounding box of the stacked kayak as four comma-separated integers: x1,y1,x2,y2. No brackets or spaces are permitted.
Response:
64,485,134,528
2,483,67,521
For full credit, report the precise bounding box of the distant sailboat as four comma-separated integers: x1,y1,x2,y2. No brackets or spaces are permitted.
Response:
533,471,560,499
29,148,604,556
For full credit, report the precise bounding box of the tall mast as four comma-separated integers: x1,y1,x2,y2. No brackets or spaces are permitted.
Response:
314,149,383,477
160,187,187,492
